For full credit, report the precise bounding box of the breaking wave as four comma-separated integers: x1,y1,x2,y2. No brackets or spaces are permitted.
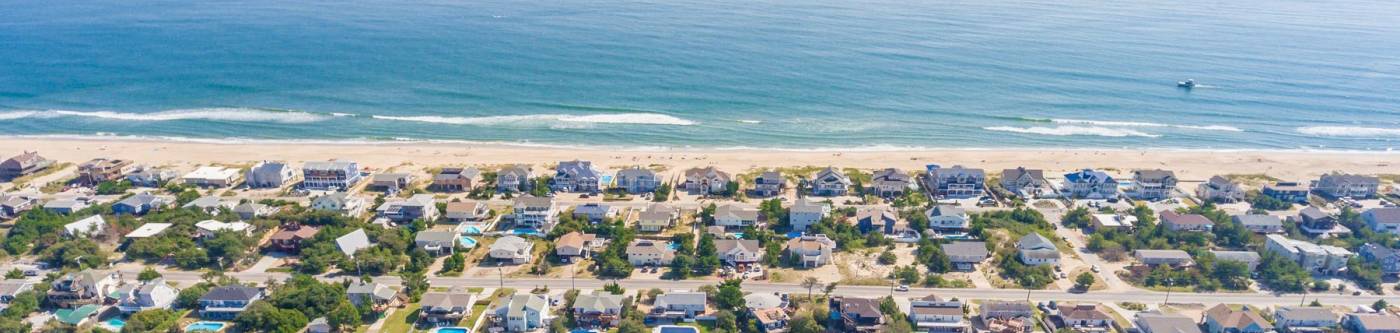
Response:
1036,118,1243,132
370,113,697,126
0,108,329,123
1297,126,1400,137
983,126,1161,138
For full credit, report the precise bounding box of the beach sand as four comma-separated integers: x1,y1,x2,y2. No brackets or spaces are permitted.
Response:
2,138,1396,183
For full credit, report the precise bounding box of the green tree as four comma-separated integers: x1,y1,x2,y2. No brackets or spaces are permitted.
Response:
122,309,180,333
715,310,738,332
878,251,897,265
234,301,309,333
175,284,210,309
789,311,824,333
138,267,162,282
327,300,362,331
800,277,821,301
1074,272,1095,290
3,269,22,280
714,279,746,312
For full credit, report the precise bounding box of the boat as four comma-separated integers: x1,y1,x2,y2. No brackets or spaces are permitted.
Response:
1177,79,1196,88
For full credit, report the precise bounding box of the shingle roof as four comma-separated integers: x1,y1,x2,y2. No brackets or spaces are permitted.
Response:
1233,214,1282,227
574,293,626,312
942,242,989,261
336,229,372,256
1138,312,1203,333
1276,307,1337,322
200,285,261,302
1205,305,1272,331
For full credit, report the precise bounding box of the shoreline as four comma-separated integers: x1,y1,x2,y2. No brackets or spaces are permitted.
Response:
4,137,1397,182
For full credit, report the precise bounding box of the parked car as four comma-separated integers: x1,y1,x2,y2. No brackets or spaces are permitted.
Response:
896,285,909,292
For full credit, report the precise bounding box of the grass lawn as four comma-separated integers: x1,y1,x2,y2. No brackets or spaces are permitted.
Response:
381,304,421,333
462,302,489,328
681,321,715,333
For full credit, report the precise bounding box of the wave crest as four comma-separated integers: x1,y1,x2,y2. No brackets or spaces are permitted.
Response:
984,126,1161,138
1297,126,1400,137
1031,118,1243,132
0,108,328,123
371,113,697,126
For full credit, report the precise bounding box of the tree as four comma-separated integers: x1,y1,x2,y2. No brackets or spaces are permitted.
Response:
800,277,821,301
176,284,210,309
1074,272,1095,290
234,301,309,333
617,319,648,333
122,309,180,333
138,267,162,282
402,271,429,302
715,310,738,332
714,279,746,312
878,251,897,265
3,269,22,280
823,282,838,297
327,300,362,331
1376,300,1390,311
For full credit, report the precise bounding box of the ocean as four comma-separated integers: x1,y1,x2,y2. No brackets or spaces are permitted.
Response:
2,0,1399,150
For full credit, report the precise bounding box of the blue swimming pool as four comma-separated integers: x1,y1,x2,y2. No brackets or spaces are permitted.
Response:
731,232,746,239
786,231,803,238
462,226,483,235
460,236,478,248
432,328,470,333
185,321,227,332
656,326,699,333
103,318,125,330
512,228,544,237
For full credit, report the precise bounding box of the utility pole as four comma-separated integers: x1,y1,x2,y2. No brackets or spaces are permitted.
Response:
1163,278,1173,305
498,267,504,289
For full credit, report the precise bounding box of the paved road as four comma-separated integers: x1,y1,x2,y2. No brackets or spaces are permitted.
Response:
118,267,1386,308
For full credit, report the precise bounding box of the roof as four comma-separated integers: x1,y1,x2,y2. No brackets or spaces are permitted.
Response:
911,304,963,316
1300,206,1331,221
1137,312,1204,333
1064,169,1114,184
872,168,910,183
183,166,239,180
3,151,50,168
303,160,357,171
200,285,261,302
1135,249,1193,261
336,229,372,256
684,167,730,181
555,232,597,250
1233,214,1282,227
574,292,626,312
715,239,762,254
371,173,411,182
942,242,989,261
787,235,836,252
1211,250,1261,263
1205,305,1272,331
1002,167,1045,182
421,292,476,309
269,225,321,241
791,197,828,214
982,301,1032,314
574,203,612,215
744,293,784,310
125,223,173,238
55,304,100,325
64,215,105,235
928,205,965,218
347,282,397,301
1018,233,1055,250
1133,169,1176,181
416,231,458,244
183,196,227,209
0,280,33,296
856,207,896,224
446,201,485,214
1276,307,1337,322
627,240,674,257
1350,313,1400,331
930,165,985,179
504,293,549,317
434,167,480,180
195,220,252,233
117,194,164,208
616,166,656,179
1366,208,1400,224
814,167,851,185
1092,214,1136,228
513,195,553,209
491,236,532,252
1058,304,1112,321
837,297,883,318
656,292,706,307
1161,211,1214,227
639,204,677,224
556,160,599,178
716,204,760,221
754,307,790,325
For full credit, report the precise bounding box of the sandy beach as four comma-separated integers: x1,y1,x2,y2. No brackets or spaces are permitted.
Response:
2,137,1396,183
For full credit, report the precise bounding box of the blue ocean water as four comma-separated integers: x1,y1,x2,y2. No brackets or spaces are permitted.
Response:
2,0,1399,150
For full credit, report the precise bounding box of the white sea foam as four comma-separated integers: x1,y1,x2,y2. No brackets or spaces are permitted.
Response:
0,108,329,123
370,113,697,126
1044,118,1243,132
1297,126,1400,137
984,126,1161,138
736,119,763,124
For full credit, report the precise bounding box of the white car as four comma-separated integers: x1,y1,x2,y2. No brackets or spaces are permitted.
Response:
896,285,909,292
1090,265,1101,273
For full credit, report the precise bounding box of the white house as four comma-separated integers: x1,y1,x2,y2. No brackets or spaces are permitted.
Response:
64,215,106,237
1017,233,1060,266
715,204,761,228
789,198,830,232
715,240,763,265
182,166,242,188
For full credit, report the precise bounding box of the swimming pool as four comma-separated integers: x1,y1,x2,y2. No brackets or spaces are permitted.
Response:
461,226,483,235
432,328,470,333
185,321,227,332
731,232,745,239
459,236,478,248
655,325,700,333
101,318,125,331
512,228,544,237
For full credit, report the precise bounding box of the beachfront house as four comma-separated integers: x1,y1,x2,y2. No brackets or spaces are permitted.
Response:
786,235,836,268
615,166,660,194
1062,169,1118,199
1314,172,1380,199
1265,234,1352,275
1364,207,1400,235
376,194,439,222
552,160,603,193
0,151,54,180
637,204,679,232
301,160,362,191
311,192,368,217
199,285,263,320
926,165,986,199
246,161,297,188
926,205,970,236
1161,211,1214,232
573,203,616,222
811,167,852,196
1127,169,1177,201
115,279,179,313
943,241,989,271
489,236,535,264
0,194,36,219
751,171,784,197
1263,181,1311,204
1203,304,1273,333
1297,206,1349,236
871,168,912,198
716,204,761,228
445,201,490,223
497,165,534,193
683,166,732,195
1274,307,1339,333
512,195,557,232
789,197,830,232
77,158,135,186
182,166,242,188
1359,243,1400,276
368,173,413,192
47,270,121,308
1234,214,1284,234
416,231,459,256
126,166,179,187
493,293,551,332
910,295,968,333
1197,176,1246,203
1001,167,1049,198
430,167,480,192
626,239,675,266
420,292,477,325
1017,233,1059,266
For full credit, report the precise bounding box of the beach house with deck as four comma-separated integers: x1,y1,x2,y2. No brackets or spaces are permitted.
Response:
301,160,362,191
927,165,986,199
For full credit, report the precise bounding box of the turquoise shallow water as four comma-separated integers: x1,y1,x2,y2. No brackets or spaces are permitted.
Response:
2,0,1399,150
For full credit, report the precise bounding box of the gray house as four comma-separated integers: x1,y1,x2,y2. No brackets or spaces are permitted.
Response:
415,231,459,256
246,161,296,188
301,160,362,191
198,286,263,320
1001,167,1048,198
1234,214,1283,234
615,167,660,194
1062,169,1117,199
1360,243,1400,276
1314,173,1380,199
552,160,602,193
1127,169,1177,201
870,168,911,198
751,171,784,197
927,165,986,199
811,167,851,196
497,165,534,193
942,241,989,271
1210,250,1262,272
